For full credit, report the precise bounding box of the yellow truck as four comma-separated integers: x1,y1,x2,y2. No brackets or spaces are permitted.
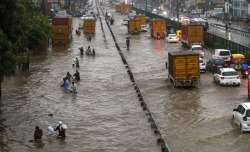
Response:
180,24,204,47
134,15,147,26
52,17,72,45
120,3,131,14
115,4,121,12
150,19,166,39
83,17,96,34
168,51,200,87
128,19,141,34
116,3,131,14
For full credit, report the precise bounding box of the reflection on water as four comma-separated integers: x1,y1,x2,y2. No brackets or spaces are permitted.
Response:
0,17,159,152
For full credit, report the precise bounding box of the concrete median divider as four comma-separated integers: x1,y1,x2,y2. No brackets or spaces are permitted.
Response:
96,2,171,152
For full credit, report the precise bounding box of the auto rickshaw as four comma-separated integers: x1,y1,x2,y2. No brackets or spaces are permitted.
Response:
230,53,246,71
176,30,182,39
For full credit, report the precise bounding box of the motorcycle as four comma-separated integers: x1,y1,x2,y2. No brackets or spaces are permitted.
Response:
241,69,250,79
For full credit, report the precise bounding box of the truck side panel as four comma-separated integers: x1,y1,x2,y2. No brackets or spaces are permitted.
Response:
128,19,140,34
188,26,204,45
151,19,166,39
174,57,186,79
186,56,199,77
134,15,147,26
83,19,96,34
181,25,204,47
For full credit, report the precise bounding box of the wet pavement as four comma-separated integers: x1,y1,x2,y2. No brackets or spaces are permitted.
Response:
104,3,250,152
1,1,250,152
0,6,160,152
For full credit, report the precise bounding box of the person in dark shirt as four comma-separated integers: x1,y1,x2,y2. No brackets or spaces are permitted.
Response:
34,126,43,141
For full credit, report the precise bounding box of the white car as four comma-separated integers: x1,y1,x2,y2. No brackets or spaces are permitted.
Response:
232,103,250,133
199,58,206,73
167,34,179,43
140,25,148,32
212,49,231,62
213,68,240,86
191,44,205,58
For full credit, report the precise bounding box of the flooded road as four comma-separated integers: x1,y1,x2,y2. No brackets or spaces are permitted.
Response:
0,10,160,152
1,1,250,152
105,4,250,152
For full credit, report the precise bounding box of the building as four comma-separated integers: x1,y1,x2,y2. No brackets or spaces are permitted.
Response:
230,0,248,19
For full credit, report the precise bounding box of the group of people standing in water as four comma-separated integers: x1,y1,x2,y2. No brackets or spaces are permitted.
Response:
61,70,80,94
34,121,67,142
79,46,95,56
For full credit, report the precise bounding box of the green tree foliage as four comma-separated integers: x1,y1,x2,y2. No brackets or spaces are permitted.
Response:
27,14,52,49
0,0,52,96
0,30,16,97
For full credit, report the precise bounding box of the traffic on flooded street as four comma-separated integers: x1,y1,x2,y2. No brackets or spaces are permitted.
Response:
1,0,250,152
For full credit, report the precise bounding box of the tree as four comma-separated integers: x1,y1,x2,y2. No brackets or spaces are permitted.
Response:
0,31,16,97
0,0,52,97
26,13,52,50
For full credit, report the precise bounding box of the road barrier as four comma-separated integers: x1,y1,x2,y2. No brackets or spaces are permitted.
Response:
205,32,250,62
97,2,171,152
96,6,107,43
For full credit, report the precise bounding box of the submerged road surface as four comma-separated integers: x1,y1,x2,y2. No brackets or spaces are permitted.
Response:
0,10,160,152
103,2,250,152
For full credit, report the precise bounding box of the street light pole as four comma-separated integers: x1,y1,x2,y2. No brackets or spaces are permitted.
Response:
176,0,179,21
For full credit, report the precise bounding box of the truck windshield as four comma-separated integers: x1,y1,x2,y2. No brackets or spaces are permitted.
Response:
219,51,230,56
222,71,238,76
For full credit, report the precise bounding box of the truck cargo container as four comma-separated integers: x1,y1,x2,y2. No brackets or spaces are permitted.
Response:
128,19,141,34
120,3,131,14
180,24,204,48
115,4,121,12
83,17,96,34
52,16,72,45
168,51,200,87
150,19,166,39
134,15,147,26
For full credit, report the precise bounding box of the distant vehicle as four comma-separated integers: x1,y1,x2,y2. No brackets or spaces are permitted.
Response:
122,19,128,25
191,44,204,58
199,58,206,73
158,11,168,17
190,18,209,31
170,17,178,21
213,49,231,62
140,25,148,32
128,10,136,19
168,51,200,87
232,103,250,133
206,58,225,73
166,34,179,43
152,9,157,14
213,68,240,86
176,30,182,39
231,54,246,71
